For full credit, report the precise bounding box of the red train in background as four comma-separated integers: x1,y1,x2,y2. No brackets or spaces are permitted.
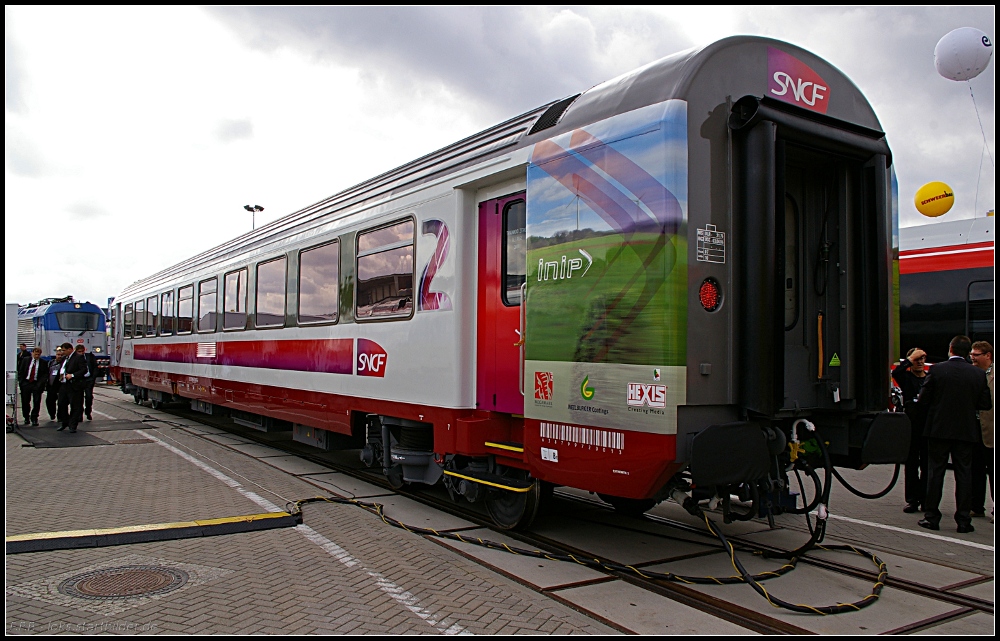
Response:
898,216,994,363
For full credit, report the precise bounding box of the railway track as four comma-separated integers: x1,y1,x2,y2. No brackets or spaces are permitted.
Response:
99,389,994,635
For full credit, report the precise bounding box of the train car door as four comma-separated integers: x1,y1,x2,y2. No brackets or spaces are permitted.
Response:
732,97,892,415
477,193,527,413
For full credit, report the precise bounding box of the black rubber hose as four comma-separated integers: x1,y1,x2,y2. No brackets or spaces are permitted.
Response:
832,464,900,500
785,461,823,515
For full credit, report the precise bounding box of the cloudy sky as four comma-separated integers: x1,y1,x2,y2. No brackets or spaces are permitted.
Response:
5,6,994,308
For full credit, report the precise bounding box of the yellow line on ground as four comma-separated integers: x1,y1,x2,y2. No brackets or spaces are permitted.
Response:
5,512,293,542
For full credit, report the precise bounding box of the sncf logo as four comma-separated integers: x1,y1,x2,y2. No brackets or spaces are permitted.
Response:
767,47,829,114
535,372,554,400
627,383,666,408
357,339,387,377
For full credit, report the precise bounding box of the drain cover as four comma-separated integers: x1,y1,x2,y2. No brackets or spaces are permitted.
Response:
58,565,188,600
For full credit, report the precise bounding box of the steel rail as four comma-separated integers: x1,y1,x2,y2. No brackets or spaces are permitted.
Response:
104,393,993,633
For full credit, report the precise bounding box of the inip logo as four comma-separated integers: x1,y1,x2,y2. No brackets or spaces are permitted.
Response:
768,47,829,114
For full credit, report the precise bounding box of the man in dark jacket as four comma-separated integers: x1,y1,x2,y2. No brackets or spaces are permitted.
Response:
81,346,100,420
56,342,89,433
17,347,49,426
916,336,993,533
45,346,65,421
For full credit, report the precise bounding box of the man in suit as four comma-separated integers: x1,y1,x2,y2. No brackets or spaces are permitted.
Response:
916,335,993,533
45,346,65,421
969,341,994,521
17,347,49,426
16,343,31,370
56,342,89,433
81,346,100,420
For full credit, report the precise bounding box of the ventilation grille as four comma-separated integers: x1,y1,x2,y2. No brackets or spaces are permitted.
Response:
527,94,581,135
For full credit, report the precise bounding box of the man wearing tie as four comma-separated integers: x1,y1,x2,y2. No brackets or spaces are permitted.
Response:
56,342,89,433
18,347,49,426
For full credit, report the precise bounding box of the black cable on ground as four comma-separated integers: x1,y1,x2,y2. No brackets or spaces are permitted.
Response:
832,464,900,500
289,491,888,614
702,512,888,615
289,495,798,586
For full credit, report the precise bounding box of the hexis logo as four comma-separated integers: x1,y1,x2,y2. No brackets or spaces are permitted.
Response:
357,339,387,377
534,372,554,400
627,383,666,408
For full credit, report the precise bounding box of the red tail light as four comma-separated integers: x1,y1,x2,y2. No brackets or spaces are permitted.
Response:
699,278,722,312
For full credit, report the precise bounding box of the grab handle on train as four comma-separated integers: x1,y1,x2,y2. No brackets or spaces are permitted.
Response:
519,282,527,397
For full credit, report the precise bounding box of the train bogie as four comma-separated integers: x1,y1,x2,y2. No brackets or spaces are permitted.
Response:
113,36,909,529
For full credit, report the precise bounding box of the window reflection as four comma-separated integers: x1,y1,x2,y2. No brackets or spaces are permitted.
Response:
161,291,174,336
357,220,413,320
299,242,339,324
177,286,193,334
55,313,100,331
198,278,217,333
256,257,286,327
503,200,526,306
135,299,146,338
146,295,158,337
124,303,134,339
358,220,413,253
224,268,248,330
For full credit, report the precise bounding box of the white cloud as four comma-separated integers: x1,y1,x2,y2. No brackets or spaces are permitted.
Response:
4,6,994,309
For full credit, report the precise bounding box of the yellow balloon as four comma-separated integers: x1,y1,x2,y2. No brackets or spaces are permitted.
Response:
914,181,955,217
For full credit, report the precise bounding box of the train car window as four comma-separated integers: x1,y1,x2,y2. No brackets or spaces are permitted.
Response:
224,268,248,331
160,291,175,336
198,278,218,333
177,285,194,334
299,241,340,324
123,303,134,339
967,279,994,343
146,295,158,337
255,257,287,328
55,312,100,331
134,299,146,338
502,200,526,306
356,219,414,320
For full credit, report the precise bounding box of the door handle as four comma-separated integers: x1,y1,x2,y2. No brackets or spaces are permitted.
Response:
519,282,527,396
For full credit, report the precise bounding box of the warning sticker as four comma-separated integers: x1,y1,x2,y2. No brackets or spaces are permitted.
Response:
829,353,841,367
696,224,726,263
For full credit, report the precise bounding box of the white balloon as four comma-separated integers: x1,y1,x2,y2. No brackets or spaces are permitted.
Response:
935,27,994,81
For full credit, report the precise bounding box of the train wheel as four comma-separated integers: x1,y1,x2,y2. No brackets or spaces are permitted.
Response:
598,494,657,517
386,465,405,490
485,468,541,531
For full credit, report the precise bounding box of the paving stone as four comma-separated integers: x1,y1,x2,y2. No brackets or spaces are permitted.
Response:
5,387,616,636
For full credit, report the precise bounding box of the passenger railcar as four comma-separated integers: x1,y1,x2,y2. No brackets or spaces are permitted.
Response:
898,216,994,363
112,36,908,529
17,300,110,372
